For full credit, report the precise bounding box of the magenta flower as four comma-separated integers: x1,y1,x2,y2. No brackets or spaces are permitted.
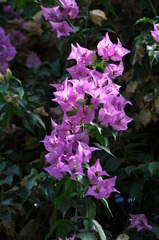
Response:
50,21,74,38
85,176,119,199
62,155,85,178
0,27,16,74
104,61,124,79
76,142,99,163
45,160,67,179
41,5,62,21
150,24,159,43
52,78,77,112
97,32,113,60
87,159,109,184
97,32,130,61
59,0,79,19
128,214,152,231
68,43,95,65
66,61,88,79
26,51,41,69
11,30,26,46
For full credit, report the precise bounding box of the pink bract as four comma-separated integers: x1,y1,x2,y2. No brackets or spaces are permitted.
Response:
50,20,74,38
129,214,152,231
150,23,159,43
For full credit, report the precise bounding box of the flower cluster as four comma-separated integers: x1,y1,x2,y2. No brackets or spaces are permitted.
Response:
151,23,159,43
0,27,16,74
43,33,132,199
41,0,79,38
128,214,152,231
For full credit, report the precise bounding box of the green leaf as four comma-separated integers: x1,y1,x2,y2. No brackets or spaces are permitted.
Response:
130,178,145,198
89,123,105,146
12,87,24,100
0,175,13,186
99,0,116,16
76,232,97,240
0,198,14,206
94,143,115,157
0,161,6,174
4,164,21,178
6,186,19,193
65,178,77,201
105,158,125,171
135,17,153,25
14,186,29,200
0,209,11,223
26,168,38,193
51,193,66,222
30,112,46,131
23,2,38,17
148,162,159,175
101,198,113,217
0,82,9,94
92,219,107,240
66,107,77,116
84,199,96,231
125,166,136,176
22,116,35,134
45,219,72,240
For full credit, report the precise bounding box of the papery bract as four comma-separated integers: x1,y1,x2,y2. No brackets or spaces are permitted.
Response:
0,27,16,74
50,21,74,38
87,159,109,184
59,0,79,19
150,24,159,43
11,30,26,46
128,214,152,231
68,43,95,65
104,61,124,79
97,32,130,61
26,51,41,69
85,176,119,199
41,5,62,21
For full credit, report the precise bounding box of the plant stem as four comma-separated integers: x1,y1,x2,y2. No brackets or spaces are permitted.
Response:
148,0,157,17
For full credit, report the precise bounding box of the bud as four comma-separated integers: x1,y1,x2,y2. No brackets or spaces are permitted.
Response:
4,91,12,103
90,9,107,26
5,68,12,81
0,73,4,82
116,233,130,240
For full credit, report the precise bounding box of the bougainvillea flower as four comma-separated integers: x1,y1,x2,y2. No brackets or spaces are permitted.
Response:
0,27,16,74
11,30,26,46
41,5,62,21
97,32,114,60
45,160,67,179
85,176,118,199
97,32,130,61
62,155,85,178
87,159,109,184
68,43,95,65
76,142,99,163
128,214,152,231
66,61,88,79
150,24,159,43
26,51,41,69
50,21,74,38
104,61,124,79
59,0,79,19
